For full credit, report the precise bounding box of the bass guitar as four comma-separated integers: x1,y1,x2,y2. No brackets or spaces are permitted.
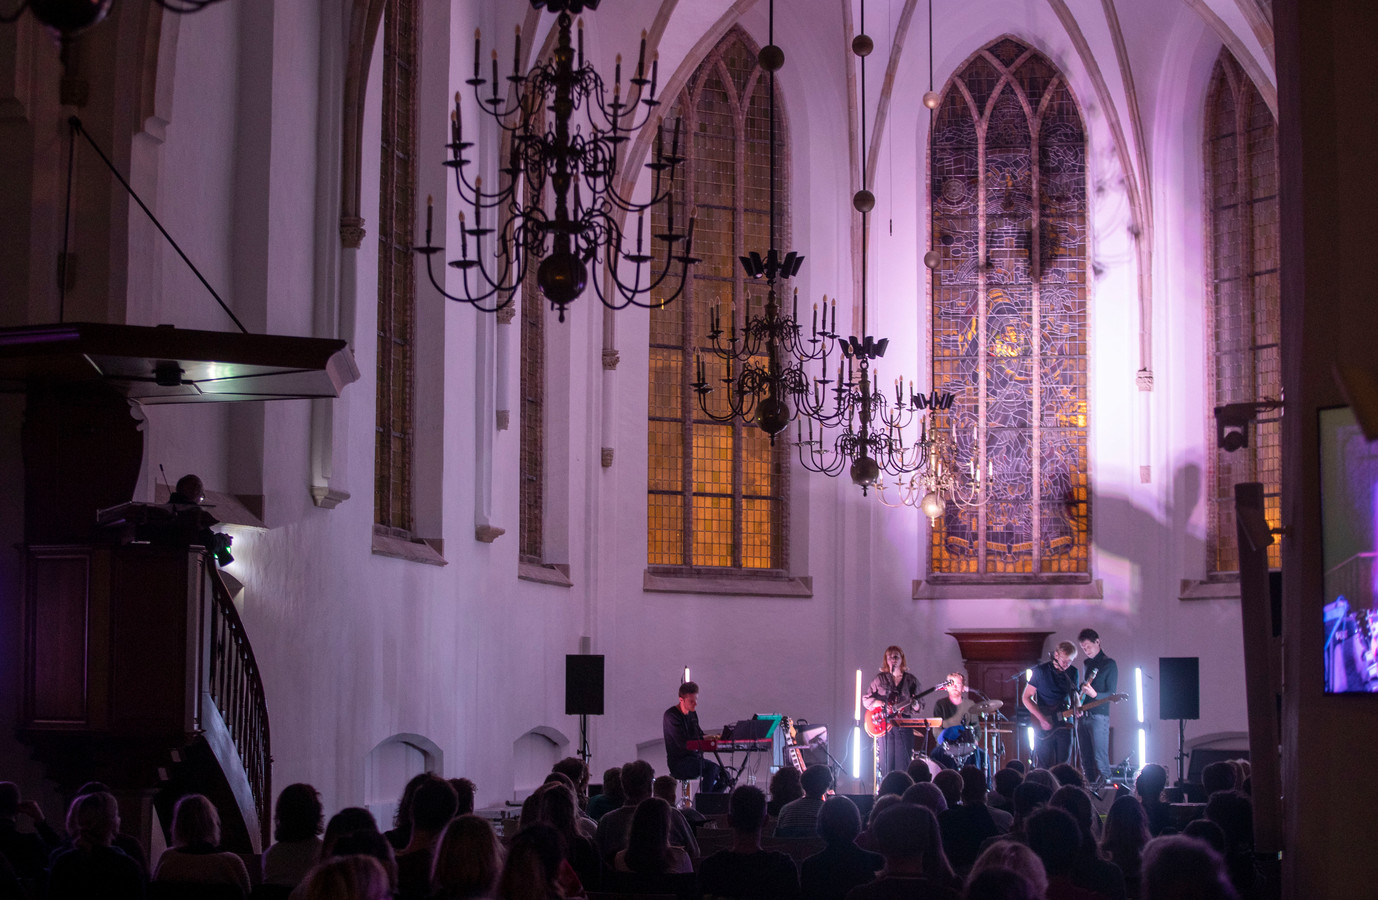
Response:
1037,692,1130,729
864,680,951,738
1058,692,1129,719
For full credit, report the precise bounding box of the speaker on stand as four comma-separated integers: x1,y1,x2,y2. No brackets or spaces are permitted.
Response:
1159,657,1200,786
566,655,605,765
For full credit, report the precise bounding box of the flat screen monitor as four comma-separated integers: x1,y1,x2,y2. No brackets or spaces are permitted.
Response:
1320,406,1378,693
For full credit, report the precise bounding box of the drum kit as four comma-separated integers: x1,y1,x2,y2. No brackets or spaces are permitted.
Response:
917,697,1012,781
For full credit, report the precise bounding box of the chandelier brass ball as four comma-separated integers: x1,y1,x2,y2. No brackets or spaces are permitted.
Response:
759,44,785,72
923,249,941,269
850,455,881,488
853,189,875,213
537,250,588,307
923,91,941,110
852,34,874,57
755,396,791,436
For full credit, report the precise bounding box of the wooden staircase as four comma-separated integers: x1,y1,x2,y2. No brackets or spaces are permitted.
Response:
20,531,271,852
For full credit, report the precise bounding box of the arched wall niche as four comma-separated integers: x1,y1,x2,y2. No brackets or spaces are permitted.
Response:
363,732,445,832
513,726,570,800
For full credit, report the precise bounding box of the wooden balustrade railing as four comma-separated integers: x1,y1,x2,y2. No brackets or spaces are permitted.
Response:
206,566,272,846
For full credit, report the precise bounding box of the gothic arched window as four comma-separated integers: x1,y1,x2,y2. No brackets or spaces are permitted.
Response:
1205,50,1281,573
375,0,418,534
928,38,1090,579
647,28,788,571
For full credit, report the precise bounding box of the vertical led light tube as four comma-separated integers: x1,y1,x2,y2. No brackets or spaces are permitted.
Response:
852,669,864,779
1136,666,1147,770
1024,669,1034,764
683,666,691,684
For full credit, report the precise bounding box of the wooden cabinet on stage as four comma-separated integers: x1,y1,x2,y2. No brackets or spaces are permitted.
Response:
948,630,1054,768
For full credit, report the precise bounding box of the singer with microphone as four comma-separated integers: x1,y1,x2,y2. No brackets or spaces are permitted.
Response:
1077,629,1118,786
863,646,923,776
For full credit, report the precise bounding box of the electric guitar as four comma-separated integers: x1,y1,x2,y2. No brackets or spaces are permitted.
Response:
864,679,951,738
1059,691,1129,718
1035,692,1130,730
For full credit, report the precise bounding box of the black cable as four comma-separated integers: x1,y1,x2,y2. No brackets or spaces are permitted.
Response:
69,116,249,333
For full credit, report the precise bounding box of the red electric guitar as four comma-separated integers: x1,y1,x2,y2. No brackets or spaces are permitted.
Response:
864,680,951,738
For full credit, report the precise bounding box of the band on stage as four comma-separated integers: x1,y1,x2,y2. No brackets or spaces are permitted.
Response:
663,631,1119,792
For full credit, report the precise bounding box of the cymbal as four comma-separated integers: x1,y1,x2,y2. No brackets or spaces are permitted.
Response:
983,727,1014,734
973,699,1004,714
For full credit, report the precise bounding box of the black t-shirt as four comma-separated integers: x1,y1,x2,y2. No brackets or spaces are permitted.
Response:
1028,659,1079,712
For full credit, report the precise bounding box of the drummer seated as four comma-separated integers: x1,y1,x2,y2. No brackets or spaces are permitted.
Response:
772,765,832,837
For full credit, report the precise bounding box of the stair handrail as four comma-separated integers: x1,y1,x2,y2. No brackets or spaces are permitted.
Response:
205,564,272,847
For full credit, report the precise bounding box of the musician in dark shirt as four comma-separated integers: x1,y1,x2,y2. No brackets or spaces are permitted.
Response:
931,672,979,771
864,646,924,776
1021,641,1080,768
663,682,726,792
1077,629,1119,785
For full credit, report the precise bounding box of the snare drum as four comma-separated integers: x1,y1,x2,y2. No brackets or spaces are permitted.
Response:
938,725,978,759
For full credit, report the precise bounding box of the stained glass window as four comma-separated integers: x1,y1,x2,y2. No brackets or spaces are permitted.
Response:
647,28,787,571
375,0,418,533
519,265,545,564
928,39,1090,579
1205,50,1281,573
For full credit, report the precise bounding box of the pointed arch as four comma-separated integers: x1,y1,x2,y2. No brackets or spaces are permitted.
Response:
647,25,789,572
927,37,1090,580
373,0,418,533
1204,49,1281,573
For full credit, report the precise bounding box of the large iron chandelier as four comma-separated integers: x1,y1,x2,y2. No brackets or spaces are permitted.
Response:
873,0,986,517
415,0,698,322
689,0,844,442
791,1,951,494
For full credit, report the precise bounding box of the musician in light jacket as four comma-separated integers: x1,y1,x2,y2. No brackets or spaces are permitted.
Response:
864,646,923,776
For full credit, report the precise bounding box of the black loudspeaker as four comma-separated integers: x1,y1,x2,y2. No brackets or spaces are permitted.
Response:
1159,657,1200,720
565,655,605,716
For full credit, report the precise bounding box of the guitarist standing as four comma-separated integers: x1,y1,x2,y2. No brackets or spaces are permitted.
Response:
1077,629,1119,786
864,646,923,776
1022,641,1080,768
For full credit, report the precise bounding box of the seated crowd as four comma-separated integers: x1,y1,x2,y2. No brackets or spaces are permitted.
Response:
0,756,1260,900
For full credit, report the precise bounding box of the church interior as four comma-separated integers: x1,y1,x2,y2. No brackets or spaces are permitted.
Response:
2,0,1377,895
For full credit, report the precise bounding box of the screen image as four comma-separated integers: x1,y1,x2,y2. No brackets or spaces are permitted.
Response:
1321,406,1378,693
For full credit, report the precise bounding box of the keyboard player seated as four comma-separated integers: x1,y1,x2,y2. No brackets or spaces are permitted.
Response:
664,682,729,792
